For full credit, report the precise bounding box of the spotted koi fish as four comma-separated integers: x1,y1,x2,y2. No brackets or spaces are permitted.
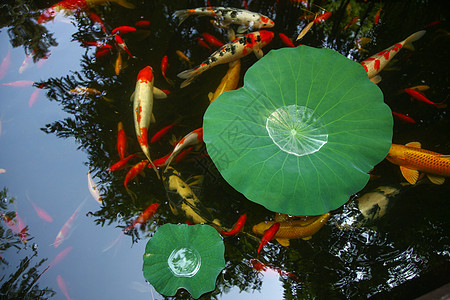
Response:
360,30,425,81
177,30,274,88
174,7,274,33
163,127,203,171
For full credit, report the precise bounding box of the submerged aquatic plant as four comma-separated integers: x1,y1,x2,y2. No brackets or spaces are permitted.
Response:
142,224,225,299
203,45,393,216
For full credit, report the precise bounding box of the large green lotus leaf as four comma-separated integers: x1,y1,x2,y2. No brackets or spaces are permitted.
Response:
203,45,393,216
143,224,225,299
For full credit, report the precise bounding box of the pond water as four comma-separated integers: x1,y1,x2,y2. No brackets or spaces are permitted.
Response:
0,0,449,299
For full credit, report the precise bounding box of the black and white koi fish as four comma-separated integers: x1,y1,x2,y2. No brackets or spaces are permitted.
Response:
177,30,274,88
174,6,274,33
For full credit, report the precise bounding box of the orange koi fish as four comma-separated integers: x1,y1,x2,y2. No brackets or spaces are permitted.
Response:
257,222,280,258
37,0,135,24
26,193,53,223
374,8,382,25
313,12,332,23
174,7,274,33
404,88,446,108
116,121,127,160
178,30,274,88
176,50,192,66
386,142,450,185
163,128,203,171
114,35,135,58
279,33,295,47
56,275,73,300
0,48,11,80
221,214,247,236
208,60,241,103
108,153,139,172
124,160,148,189
124,202,159,232
160,55,173,85
112,26,137,35
253,213,330,246
87,171,102,204
360,30,425,80
53,199,86,248
392,111,416,124
201,33,224,48
114,50,123,75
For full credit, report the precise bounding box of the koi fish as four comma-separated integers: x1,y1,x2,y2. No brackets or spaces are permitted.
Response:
253,213,330,246
221,213,247,236
87,171,102,204
95,48,112,59
313,12,332,23
69,86,102,95
386,142,450,185
160,55,173,85
116,121,127,160
124,160,148,189
25,192,53,223
124,202,159,232
150,121,178,144
279,33,295,47
2,80,34,87
132,66,165,174
37,0,135,24
112,26,137,35
360,30,426,80
135,20,150,28
114,35,135,58
392,111,416,124
81,41,114,50
108,153,139,172
404,88,446,108
88,12,107,34
162,167,221,229
175,50,192,66
57,275,72,300
249,259,301,282
49,246,73,268
374,8,382,25
53,199,86,248
343,16,359,30
178,30,274,88
201,33,224,48
163,127,203,171
208,60,241,103
174,7,274,33
407,85,430,92
0,48,11,80
19,52,33,74
257,222,280,258
197,37,212,51
114,50,123,75
28,84,44,107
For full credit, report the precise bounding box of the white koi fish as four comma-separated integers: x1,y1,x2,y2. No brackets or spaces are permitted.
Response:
163,128,203,172
360,30,425,81
177,30,274,88
132,66,167,176
174,7,274,33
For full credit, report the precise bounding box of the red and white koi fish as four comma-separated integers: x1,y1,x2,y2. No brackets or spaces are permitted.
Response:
112,26,137,35
132,66,165,174
108,153,139,172
37,0,135,24
114,35,135,58
201,33,224,48
360,30,426,80
392,111,416,124
163,128,203,171
87,171,102,204
56,275,73,300
221,214,247,236
177,30,274,88
53,199,86,248
0,48,11,80
116,121,127,160
124,202,159,232
2,80,34,87
174,7,274,33
279,33,295,47
124,159,148,189
26,192,53,223
404,88,446,108
257,222,280,258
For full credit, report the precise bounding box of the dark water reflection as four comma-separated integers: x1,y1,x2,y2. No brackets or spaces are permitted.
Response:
0,0,449,299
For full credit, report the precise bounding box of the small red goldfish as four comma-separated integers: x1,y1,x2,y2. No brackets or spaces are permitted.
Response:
197,37,212,51
108,153,139,172
112,26,137,35
279,33,295,47
26,193,53,223
344,16,359,30
135,20,150,28
404,88,446,108
124,160,148,189
88,12,107,34
124,203,159,232
313,12,332,23
257,222,280,258
116,121,127,160
150,121,178,144
201,33,224,48
160,55,173,85
221,214,247,236
374,8,382,25
392,111,416,124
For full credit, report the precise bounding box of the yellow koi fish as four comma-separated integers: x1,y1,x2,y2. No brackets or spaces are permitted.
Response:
386,142,450,185
252,213,330,246
208,60,241,103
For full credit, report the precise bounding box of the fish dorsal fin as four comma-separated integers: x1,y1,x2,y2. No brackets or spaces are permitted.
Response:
153,87,168,99
301,236,312,241
276,238,290,247
405,141,421,148
427,174,445,185
400,166,419,184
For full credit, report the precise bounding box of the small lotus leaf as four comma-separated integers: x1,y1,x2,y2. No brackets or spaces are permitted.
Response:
203,45,393,215
143,224,225,299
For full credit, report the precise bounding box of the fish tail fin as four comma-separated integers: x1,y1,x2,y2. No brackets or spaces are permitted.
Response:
435,101,447,108
403,30,426,51
173,10,191,26
114,0,135,9
177,67,201,88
